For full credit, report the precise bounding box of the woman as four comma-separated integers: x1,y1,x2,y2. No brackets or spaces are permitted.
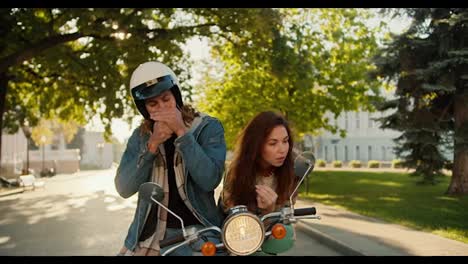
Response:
221,111,297,216
115,61,226,256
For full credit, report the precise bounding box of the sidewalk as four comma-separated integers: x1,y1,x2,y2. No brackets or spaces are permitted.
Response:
0,187,24,197
294,199,468,256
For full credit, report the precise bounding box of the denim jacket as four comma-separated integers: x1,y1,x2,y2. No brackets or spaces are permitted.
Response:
114,114,226,251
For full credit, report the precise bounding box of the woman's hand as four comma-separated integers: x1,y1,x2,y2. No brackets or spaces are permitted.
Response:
147,121,172,153
255,185,278,214
151,108,187,137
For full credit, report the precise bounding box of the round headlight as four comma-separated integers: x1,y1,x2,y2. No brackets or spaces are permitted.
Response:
222,212,265,255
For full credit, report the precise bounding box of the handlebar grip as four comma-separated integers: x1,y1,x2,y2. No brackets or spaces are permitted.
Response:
294,207,316,216
159,234,186,248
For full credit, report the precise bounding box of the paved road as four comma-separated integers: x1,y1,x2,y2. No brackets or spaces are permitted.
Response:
0,168,340,256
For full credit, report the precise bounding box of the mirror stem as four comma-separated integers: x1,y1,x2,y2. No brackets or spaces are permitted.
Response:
289,164,313,209
151,197,187,238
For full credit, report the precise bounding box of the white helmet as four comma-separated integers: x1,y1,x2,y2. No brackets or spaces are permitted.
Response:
129,61,181,118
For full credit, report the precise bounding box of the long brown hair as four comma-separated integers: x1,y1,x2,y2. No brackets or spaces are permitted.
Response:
140,104,199,135
225,111,295,212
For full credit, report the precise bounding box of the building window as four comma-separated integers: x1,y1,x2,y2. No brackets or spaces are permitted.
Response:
356,145,360,160
368,114,373,128
344,146,348,162
356,112,360,129
334,145,338,161
368,146,372,160
382,146,386,160
325,146,328,162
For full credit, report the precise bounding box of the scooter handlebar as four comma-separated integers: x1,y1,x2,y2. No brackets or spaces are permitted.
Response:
159,233,186,248
294,207,316,216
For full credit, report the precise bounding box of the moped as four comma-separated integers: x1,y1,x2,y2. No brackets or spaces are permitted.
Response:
138,151,320,256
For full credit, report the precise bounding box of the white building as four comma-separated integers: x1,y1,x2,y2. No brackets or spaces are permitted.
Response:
80,131,114,169
312,110,400,164
1,128,114,179
1,129,80,178
1,130,28,177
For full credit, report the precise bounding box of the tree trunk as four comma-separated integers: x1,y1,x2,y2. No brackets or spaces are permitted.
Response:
446,92,468,195
0,72,8,172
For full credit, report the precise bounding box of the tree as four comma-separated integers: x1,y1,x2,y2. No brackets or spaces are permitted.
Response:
29,118,80,149
372,8,468,194
0,8,283,166
196,9,385,148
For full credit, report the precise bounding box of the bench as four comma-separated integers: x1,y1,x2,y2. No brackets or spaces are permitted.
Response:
19,175,45,190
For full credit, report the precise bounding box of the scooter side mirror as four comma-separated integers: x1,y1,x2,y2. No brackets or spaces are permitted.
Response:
293,151,315,180
290,150,316,207
139,182,165,204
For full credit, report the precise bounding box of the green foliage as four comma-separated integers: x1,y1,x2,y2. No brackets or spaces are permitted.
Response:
317,159,327,167
392,159,403,168
372,8,468,189
349,160,362,168
196,9,385,148
332,160,342,168
29,118,79,148
1,8,282,139
368,160,380,168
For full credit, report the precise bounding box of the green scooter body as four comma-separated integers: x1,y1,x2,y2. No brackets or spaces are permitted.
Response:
252,224,295,255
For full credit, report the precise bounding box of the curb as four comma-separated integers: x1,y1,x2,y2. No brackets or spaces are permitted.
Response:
0,187,24,197
296,220,365,256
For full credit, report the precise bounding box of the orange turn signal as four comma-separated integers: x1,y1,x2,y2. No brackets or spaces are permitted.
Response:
201,241,217,256
271,224,287,239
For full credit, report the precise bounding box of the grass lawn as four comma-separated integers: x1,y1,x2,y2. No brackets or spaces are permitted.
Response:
298,170,468,244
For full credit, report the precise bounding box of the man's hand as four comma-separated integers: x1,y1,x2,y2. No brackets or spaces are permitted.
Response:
151,108,187,137
147,121,172,153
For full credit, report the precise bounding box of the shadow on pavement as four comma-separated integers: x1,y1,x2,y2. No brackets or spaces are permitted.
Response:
0,190,136,256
